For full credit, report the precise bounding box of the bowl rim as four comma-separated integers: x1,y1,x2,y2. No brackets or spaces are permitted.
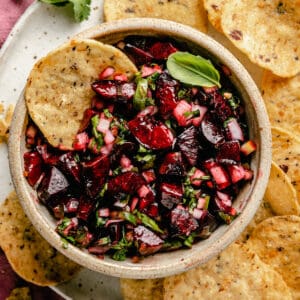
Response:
8,18,272,279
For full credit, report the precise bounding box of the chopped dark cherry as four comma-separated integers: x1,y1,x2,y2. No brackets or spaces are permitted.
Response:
110,142,136,167
170,206,199,236
149,41,178,60
58,152,81,183
211,91,233,122
216,140,241,164
23,151,43,187
134,225,163,255
138,186,156,210
82,155,110,198
37,166,69,205
159,152,185,177
78,108,97,132
176,126,200,166
124,44,153,66
128,114,174,150
108,171,146,195
92,80,136,103
77,197,95,221
201,113,225,145
159,182,183,209
155,72,179,117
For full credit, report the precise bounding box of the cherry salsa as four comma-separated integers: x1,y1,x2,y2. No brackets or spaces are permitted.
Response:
24,36,256,261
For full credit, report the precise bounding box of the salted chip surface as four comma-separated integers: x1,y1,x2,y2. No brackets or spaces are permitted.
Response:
262,71,300,139
237,197,275,242
121,278,163,300
272,127,300,203
25,39,137,149
103,0,208,33
6,287,31,300
163,242,292,299
220,0,300,77
203,0,227,32
247,215,300,299
265,161,300,215
0,191,81,286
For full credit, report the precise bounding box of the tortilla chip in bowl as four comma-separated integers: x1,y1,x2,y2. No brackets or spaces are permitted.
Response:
8,18,271,279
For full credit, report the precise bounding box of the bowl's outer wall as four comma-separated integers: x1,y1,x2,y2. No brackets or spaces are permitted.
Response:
8,18,272,279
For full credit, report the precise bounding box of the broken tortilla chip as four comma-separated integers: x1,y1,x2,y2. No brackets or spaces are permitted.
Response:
25,39,137,149
0,191,81,286
247,215,300,299
221,0,300,77
261,71,300,139
265,161,300,216
271,127,300,204
103,0,208,33
163,242,292,299
203,0,226,32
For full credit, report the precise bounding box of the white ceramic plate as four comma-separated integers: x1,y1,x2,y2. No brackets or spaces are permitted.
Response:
0,1,263,299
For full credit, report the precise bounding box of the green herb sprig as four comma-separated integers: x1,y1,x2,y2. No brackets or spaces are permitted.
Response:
39,0,91,22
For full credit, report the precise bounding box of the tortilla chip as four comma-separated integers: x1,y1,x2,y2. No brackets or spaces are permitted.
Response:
220,0,300,77
0,191,81,286
261,71,300,139
247,215,300,299
5,104,14,125
6,287,31,300
25,39,137,149
0,104,14,143
121,278,163,300
237,197,275,242
203,0,226,32
163,242,292,299
265,161,300,215
103,0,208,33
0,118,8,137
271,127,300,204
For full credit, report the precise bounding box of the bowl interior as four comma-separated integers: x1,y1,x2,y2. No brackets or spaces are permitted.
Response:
8,18,272,279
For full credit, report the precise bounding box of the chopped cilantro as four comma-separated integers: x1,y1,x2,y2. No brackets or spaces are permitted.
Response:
39,0,91,22
136,211,164,234
183,109,200,118
103,108,113,118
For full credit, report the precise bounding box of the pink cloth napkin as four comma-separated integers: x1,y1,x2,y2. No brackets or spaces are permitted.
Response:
0,1,65,298
0,0,34,47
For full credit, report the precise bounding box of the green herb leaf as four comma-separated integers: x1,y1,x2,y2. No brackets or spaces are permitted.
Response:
136,211,164,234
133,78,148,110
218,211,236,224
167,51,221,88
39,0,91,22
112,249,128,261
103,108,113,118
123,212,137,225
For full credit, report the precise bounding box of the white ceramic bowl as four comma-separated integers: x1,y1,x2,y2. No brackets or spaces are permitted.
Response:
8,18,271,279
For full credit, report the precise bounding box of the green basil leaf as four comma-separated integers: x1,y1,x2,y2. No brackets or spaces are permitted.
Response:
167,51,221,88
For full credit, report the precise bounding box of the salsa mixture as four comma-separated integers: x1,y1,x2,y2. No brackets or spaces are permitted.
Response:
23,36,256,261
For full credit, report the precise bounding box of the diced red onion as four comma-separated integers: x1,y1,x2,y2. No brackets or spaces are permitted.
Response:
227,118,244,141
99,66,115,80
104,130,115,144
98,208,110,217
193,208,203,219
130,197,139,212
138,185,150,198
97,118,111,134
